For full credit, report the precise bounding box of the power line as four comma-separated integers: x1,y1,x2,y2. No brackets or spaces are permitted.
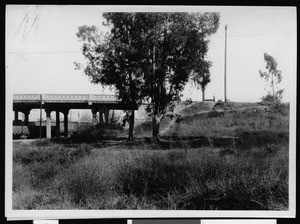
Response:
7,50,81,55
212,30,290,38
224,25,227,102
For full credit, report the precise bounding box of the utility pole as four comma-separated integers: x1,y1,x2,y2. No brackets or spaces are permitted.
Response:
39,94,42,139
224,25,228,102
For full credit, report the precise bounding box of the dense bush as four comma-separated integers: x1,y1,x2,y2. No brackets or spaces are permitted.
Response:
71,122,124,143
134,119,152,133
70,124,104,143
261,93,283,103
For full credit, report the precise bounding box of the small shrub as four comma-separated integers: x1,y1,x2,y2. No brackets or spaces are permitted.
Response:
273,103,289,116
32,139,53,147
184,98,193,105
71,124,104,143
134,120,152,133
71,122,123,143
95,121,123,130
208,110,225,118
261,93,283,104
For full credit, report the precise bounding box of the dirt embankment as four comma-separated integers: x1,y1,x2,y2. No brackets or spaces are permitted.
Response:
159,101,289,140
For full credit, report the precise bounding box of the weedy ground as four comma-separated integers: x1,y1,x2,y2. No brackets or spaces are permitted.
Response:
12,102,290,210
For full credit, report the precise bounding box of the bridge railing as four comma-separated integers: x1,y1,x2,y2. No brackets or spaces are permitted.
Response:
13,94,118,103
13,94,41,102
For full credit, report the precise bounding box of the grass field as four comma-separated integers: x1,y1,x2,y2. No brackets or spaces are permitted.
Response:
12,101,290,210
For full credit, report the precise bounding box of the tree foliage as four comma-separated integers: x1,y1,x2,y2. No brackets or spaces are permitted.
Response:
259,53,283,103
76,12,220,140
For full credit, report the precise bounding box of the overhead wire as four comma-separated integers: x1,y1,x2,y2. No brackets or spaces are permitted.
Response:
211,29,290,39
8,30,290,55
8,50,81,55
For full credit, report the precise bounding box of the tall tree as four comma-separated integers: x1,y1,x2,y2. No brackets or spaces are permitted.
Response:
259,53,283,103
138,12,219,140
188,12,219,102
76,19,143,141
190,61,212,102
76,12,220,141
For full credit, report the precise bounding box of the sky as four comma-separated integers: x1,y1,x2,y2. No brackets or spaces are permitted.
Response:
6,5,296,103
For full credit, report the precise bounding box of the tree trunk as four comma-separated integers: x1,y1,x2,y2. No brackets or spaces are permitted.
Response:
202,88,205,102
152,115,160,142
110,110,115,124
99,111,103,124
128,110,135,141
105,109,109,124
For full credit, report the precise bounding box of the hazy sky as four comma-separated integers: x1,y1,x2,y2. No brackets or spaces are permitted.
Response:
6,5,296,102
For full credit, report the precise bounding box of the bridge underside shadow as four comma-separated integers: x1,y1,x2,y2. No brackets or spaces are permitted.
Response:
13,94,137,139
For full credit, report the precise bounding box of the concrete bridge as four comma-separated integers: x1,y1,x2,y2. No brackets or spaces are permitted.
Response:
13,94,137,139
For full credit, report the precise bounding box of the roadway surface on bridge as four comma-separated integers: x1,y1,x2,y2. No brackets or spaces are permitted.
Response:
13,93,136,111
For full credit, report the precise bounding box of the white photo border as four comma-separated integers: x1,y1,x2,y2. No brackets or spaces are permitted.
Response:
5,5,297,221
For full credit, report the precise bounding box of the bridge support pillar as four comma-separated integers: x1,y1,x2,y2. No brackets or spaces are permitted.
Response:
56,111,60,137
24,111,29,126
104,109,109,124
21,109,31,126
14,111,19,122
91,108,97,123
45,109,52,139
63,110,69,137
99,109,103,124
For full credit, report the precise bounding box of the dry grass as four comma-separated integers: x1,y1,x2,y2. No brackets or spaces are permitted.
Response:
162,103,289,138
12,102,290,210
13,139,288,210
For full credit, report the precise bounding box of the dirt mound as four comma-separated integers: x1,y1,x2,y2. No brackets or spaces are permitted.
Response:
180,102,214,115
136,101,285,139
213,101,272,112
213,101,254,111
159,114,173,132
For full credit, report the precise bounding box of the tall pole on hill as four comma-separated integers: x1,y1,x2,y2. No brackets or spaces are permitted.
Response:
224,25,228,102
39,94,42,139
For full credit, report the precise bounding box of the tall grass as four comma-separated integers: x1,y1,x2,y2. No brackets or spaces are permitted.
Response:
12,103,289,210
13,139,93,209
13,140,288,210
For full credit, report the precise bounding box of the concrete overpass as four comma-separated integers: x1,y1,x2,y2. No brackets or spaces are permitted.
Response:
13,94,137,139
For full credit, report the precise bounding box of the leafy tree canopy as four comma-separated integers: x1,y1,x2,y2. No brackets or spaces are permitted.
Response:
259,53,283,103
76,12,220,140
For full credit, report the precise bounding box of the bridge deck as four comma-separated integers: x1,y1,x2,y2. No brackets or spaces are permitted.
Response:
13,94,137,110
13,94,137,139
